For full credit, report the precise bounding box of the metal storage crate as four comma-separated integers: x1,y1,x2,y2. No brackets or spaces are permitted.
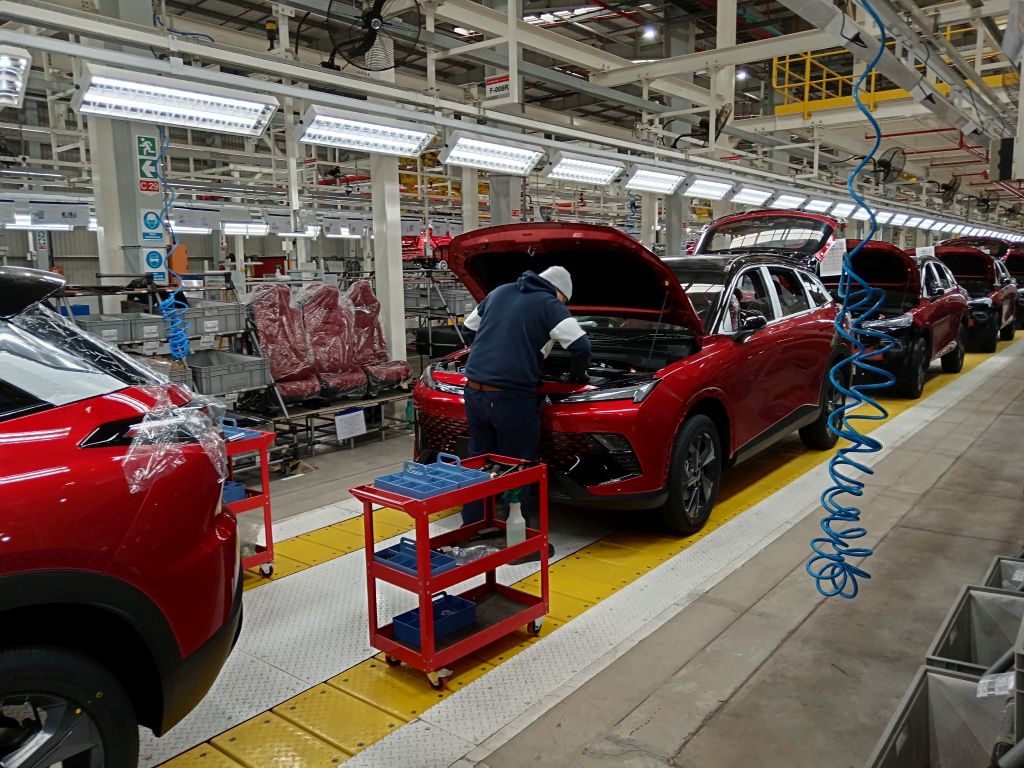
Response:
185,350,271,396
78,314,132,344
926,586,1024,675
865,666,1006,768
128,355,190,386
129,313,166,342
983,556,1024,593
185,300,245,336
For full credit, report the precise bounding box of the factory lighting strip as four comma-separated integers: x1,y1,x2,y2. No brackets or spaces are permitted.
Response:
151,342,1019,766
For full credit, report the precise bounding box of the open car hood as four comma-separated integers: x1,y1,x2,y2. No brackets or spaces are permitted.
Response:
447,223,704,334
821,240,920,294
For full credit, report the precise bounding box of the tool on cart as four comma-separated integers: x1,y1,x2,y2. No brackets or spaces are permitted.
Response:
350,454,549,690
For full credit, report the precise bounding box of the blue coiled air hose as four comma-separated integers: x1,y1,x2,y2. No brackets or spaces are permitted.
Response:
807,0,898,599
153,126,190,361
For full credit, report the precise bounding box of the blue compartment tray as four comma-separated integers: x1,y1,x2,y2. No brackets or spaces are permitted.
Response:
393,592,476,649
373,454,490,499
374,538,455,577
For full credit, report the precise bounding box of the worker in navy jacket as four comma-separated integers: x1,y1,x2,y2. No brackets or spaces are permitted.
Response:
459,266,591,527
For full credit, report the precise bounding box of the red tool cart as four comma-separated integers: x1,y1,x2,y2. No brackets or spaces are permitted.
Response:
223,429,276,577
349,455,549,689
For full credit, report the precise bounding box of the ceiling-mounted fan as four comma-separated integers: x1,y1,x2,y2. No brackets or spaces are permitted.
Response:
872,147,906,186
321,0,423,73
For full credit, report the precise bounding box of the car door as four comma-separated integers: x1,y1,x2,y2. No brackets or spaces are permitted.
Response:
715,266,785,448
994,259,1016,326
923,262,954,358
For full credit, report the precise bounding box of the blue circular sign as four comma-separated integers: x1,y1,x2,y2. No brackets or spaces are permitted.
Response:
145,250,164,269
142,211,162,230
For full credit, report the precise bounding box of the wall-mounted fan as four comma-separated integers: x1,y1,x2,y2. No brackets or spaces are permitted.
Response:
872,147,906,185
935,176,961,205
322,0,423,73
975,189,998,213
1004,203,1023,219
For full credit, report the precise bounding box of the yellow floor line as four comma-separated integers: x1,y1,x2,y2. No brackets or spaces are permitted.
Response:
164,343,1011,766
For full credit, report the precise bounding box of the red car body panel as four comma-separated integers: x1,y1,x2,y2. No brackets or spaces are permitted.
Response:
415,223,841,507
941,236,1011,259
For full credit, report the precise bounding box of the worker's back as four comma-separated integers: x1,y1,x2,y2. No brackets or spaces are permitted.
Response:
463,271,579,393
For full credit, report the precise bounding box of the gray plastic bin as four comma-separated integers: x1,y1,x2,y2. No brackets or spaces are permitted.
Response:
129,313,166,342
983,556,1024,594
926,586,1024,675
78,315,132,344
865,666,1006,767
185,300,245,336
186,350,271,395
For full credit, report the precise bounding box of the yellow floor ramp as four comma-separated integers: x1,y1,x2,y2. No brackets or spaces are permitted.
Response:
167,345,1011,765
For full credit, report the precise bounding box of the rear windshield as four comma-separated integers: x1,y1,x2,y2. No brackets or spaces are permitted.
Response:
0,304,161,407
1006,255,1024,278
698,215,832,257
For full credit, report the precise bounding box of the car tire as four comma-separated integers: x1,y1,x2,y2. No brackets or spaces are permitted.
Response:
799,369,846,450
0,646,139,768
897,337,928,399
660,415,721,536
941,325,966,373
981,314,999,352
1000,314,1016,341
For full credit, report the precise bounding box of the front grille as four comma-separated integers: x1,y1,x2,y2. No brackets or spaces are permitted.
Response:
541,431,594,472
417,412,469,454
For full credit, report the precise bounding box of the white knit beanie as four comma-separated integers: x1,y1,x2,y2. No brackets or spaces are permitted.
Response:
539,266,573,301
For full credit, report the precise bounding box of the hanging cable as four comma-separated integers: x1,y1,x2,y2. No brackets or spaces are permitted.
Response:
807,0,897,599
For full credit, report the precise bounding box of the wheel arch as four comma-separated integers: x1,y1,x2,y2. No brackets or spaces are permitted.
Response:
681,394,731,459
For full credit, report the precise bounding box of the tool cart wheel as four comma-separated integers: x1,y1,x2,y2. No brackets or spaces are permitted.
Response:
526,619,544,637
259,564,274,577
427,672,448,691
385,655,402,667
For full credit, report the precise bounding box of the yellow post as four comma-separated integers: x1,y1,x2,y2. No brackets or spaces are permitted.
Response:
803,52,812,119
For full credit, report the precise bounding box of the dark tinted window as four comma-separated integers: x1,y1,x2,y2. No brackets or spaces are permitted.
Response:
798,272,832,307
700,215,832,257
768,267,811,315
0,380,47,421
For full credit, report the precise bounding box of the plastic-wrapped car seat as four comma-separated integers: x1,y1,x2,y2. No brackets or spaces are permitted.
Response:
246,284,320,402
296,283,368,398
346,279,412,395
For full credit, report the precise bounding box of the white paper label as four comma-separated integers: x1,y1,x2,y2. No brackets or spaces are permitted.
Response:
977,672,1014,697
1012,568,1024,583
142,325,160,339
101,329,118,341
199,334,215,349
203,319,220,333
142,340,159,354
334,410,367,441
916,246,936,258
820,239,847,277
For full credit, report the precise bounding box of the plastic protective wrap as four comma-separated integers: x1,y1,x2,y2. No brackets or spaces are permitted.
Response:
246,284,320,402
295,282,368,398
122,385,227,495
346,279,412,395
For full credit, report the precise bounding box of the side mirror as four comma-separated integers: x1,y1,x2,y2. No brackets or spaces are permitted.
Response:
1002,276,1015,286
928,286,943,300
732,311,767,343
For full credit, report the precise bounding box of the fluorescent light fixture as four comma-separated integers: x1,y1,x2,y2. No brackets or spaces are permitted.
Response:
831,202,856,218
170,222,213,234
918,218,935,229
439,130,543,175
932,221,947,231
682,178,732,200
731,186,772,206
905,216,923,228
890,213,909,226
73,63,278,137
851,207,871,221
277,225,319,238
543,151,624,185
951,224,967,233
222,221,269,236
324,226,360,239
803,198,834,213
624,166,685,195
0,46,31,109
295,105,434,157
770,194,806,210
874,211,894,224
6,213,72,231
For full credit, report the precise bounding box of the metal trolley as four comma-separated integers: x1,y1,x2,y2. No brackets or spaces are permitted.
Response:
223,429,276,577
350,455,549,689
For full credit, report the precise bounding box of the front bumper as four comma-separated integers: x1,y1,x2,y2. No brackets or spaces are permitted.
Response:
156,568,243,734
967,307,998,339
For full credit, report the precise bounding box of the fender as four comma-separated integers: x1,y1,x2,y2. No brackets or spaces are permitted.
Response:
0,569,181,674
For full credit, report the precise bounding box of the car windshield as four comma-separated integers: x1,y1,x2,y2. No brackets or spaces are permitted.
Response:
0,303,161,406
663,265,726,325
699,215,831,256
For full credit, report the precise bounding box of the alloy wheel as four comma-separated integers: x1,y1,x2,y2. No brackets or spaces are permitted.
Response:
682,431,718,524
0,694,104,768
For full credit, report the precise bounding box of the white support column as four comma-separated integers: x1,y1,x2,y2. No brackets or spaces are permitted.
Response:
371,152,405,363
665,191,685,258
489,176,523,225
640,193,657,250
462,166,479,232
284,100,309,268
712,0,738,153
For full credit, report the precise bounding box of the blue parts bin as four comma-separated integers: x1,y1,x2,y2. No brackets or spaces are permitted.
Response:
222,480,247,504
374,454,489,499
393,592,476,649
374,538,456,577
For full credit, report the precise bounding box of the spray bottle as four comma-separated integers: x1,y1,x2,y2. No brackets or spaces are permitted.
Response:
506,488,526,548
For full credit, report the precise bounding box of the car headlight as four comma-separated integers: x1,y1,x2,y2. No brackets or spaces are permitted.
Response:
560,379,659,404
420,365,464,396
860,313,913,331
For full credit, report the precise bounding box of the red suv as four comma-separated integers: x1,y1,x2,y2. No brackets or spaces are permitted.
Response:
414,223,846,535
694,210,843,270
933,245,1017,351
0,268,241,765
1005,247,1024,326
820,241,968,398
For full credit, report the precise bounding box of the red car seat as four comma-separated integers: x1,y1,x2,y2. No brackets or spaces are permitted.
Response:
296,283,368,398
346,279,412,395
246,284,319,402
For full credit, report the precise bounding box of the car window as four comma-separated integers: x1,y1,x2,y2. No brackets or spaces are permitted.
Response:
0,380,47,422
923,263,944,295
995,260,1011,283
798,272,832,307
939,264,959,289
722,268,777,332
768,267,812,316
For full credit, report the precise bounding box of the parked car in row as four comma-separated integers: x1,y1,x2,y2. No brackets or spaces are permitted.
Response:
933,245,1017,351
415,223,848,535
0,267,241,765
819,241,969,398
1005,247,1024,326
